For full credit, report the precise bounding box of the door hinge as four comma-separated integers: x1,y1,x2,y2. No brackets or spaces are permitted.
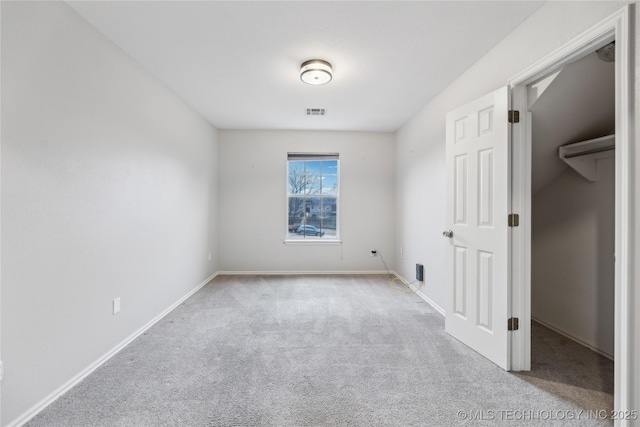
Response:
508,110,520,123
508,317,519,331
508,213,519,227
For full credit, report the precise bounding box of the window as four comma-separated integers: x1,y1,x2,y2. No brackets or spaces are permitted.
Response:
287,153,339,241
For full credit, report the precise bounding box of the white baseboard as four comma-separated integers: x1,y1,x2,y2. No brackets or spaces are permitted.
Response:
391,271,445,316
216,270,391,276
532,316,614,361
9,272,218,427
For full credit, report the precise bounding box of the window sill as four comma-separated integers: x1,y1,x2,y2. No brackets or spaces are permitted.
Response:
283,239,342,245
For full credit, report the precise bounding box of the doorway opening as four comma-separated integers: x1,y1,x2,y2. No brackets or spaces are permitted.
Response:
517,44,616,412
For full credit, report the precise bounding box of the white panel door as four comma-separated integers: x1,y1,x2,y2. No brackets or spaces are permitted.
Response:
445,86,511,370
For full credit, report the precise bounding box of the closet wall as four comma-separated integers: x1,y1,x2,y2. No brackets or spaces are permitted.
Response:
532,157,615,357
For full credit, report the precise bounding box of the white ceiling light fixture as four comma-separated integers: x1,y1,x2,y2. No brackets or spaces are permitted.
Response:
300,59,332,85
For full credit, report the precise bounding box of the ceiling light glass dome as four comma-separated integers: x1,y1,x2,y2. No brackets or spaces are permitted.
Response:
300,60,332,85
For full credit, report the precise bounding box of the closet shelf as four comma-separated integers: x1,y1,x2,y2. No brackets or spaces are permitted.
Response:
558,134,615,182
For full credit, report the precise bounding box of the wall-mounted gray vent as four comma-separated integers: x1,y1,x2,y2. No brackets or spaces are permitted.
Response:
306,108,327,116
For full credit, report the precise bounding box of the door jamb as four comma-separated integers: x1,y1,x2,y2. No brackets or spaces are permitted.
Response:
507,5,631,416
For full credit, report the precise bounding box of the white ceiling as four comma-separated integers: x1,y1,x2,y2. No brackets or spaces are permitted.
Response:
67,1,543,132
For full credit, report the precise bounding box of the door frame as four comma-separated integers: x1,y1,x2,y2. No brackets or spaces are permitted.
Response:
508,5,631,414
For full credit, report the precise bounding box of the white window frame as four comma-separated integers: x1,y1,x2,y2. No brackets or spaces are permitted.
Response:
284,153,341,244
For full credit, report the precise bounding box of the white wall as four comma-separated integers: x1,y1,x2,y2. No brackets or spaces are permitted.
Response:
532,159,615,357
218,130,394,273
0,2,218,425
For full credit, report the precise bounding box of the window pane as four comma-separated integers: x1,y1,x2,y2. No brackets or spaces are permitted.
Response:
322,174,338,195
288,162,306,195
305,175,321,194
320,198,337,216
320,197,337,237
322,159,338,172
286,155,339,240
287,197,305,235
305,161,322,175
306,198,321,219
321,160,338,195
288,197,305,218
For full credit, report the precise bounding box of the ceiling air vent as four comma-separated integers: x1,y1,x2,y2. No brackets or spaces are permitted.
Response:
306,108,327,116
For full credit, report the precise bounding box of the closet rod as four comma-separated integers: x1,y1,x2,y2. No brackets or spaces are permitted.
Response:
563,145,615,159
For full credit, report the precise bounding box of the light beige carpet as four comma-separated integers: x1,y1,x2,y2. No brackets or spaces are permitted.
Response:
28,275,614,426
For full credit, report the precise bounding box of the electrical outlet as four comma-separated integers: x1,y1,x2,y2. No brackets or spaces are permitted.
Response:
113,297,121,315
370,249,377,257
208,253,211,261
